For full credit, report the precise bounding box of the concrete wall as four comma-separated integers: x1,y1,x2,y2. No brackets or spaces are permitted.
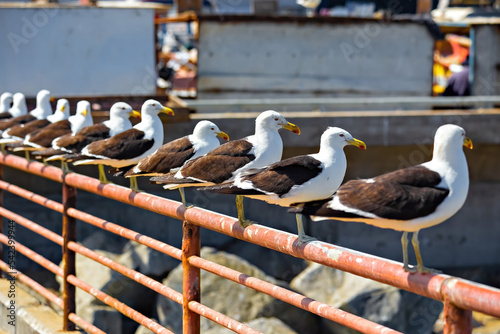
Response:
472,24,500,97
2,111,499,281
0,6,156,97
197,17,435,105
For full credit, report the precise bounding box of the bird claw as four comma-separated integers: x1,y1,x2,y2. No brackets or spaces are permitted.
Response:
238,218,254,228
298,234,317,244
404,264,440,274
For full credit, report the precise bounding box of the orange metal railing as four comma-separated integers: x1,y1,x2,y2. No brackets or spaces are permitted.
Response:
0,152,499,334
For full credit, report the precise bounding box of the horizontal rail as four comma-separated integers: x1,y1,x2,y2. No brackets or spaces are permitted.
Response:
188,255,401,334
184,95,500,108
0,175,398,333
0,180,264,333
0,258,104,333
0,225,172,334
2,153,500,319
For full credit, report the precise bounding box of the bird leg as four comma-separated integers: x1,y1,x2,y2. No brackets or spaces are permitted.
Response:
411,231,437,274
1,143,5,155
129,176,139,192
98,165,111,184
401,232,415,273
235,195,253,228
61,160,69,173
296,214,317,244
178,188,193,208
24,150,30,162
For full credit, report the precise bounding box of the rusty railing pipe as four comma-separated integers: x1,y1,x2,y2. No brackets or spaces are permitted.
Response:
0,260,105,334
182,220,201,334
62,179,77,331
66,274,172,334
184,208,500,319
187,255,401,334
1,154,500,320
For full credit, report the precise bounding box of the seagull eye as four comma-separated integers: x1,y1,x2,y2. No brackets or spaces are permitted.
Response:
339,134,345,137
274,118,279,121
211,127,215,130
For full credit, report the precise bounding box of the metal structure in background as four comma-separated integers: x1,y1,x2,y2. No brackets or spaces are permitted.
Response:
0,152,499,334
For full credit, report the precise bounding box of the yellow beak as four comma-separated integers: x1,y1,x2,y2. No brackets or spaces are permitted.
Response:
347,138,366,150
82,109,88,116
50,96,55,102
161,106,175,116
129,110,141,119
216,131,230,141
281,122,301,135
463,137,473,149
60,105,66,112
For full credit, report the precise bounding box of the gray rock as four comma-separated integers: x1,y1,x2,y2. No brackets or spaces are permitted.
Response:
204,317,298,334
58,232,158,333
156,247,320,333
118,240,180,278
290,263,443,334
80,305,123,334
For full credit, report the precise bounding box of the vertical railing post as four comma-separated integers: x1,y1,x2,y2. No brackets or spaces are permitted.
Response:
443,299,473,334
182,220,200,334
62,178,77,331
0,163,3,277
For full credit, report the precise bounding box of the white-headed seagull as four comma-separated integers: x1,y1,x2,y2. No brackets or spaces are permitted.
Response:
290,124,473,273
72,99,174,190
0,92,14,117
201,127,366,241
125,120,229,205
151,110,300,224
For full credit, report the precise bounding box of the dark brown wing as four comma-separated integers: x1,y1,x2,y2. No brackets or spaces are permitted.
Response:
86,128,154,160
203,155,323,196
0,114,36,131
54,123,111,153
0,112,12,120
27,120,72,147
6,119,51,138
179,139,255,183
295,166,449,221
126,136,195,176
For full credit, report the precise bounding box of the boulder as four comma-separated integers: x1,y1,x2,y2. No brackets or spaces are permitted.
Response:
58,231,159,333
290,262,443,334
118,240,180,278
204,317,298,334
156,247,320,333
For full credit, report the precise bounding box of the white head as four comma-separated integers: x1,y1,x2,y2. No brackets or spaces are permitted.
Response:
76,100,91,117
433,124,473,160
110,102,139,120
255,110,301,134
32,89,52,119
11,93,27,116
55,99,70,118
193,120,230,141
140,99,174,118
320,127,366,151
36,89,51,105
1,92,13,112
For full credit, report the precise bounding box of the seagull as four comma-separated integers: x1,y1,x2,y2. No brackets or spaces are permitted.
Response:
1,89,53,141
0,92,14,117
72,100,174,190
39,102,140,175
0,93,28,132
290,124,473,273
151,110,301,225
46,98,70,124
14,100,92,155
124,120,229,206
201,127,366,241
